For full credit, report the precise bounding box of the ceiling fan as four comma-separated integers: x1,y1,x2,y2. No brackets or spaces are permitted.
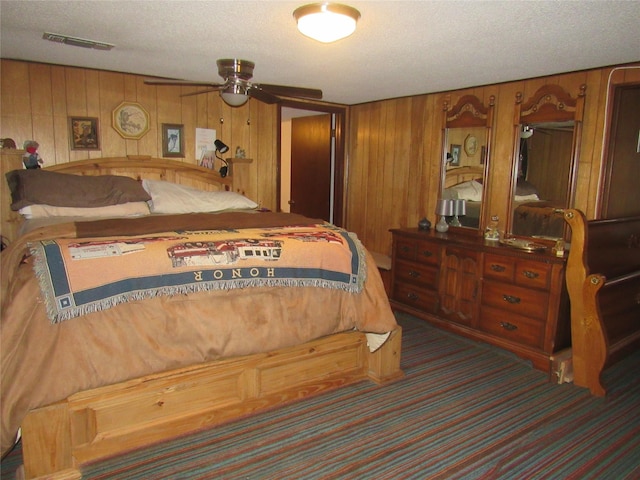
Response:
143,59,323,107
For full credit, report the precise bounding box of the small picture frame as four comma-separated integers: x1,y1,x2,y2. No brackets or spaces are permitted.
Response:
69,117,100,150
162,124,184,158
450,144,461,166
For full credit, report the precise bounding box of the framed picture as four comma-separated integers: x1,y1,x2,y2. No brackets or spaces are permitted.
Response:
162,124,185,158
112,101,150,139
464,134,478,156
450,144,461,166
69,117,100,150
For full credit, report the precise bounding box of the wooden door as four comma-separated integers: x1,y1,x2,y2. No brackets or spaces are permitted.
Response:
290,114,332,222
600,84,640,218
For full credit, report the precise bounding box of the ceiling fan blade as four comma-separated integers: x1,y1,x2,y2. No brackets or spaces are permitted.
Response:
180,87,225,97
247,86,281,104
143,78,224,88
254,83,323,100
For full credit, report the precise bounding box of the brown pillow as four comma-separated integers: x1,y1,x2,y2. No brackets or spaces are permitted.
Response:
6,169,151,211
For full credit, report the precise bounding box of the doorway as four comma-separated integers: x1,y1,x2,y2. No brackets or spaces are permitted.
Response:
279,101,346,226
600,84,640,218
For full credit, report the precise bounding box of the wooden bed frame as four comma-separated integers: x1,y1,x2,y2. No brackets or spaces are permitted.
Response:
444,165,484,189
6,156,403,479
563,209,640,396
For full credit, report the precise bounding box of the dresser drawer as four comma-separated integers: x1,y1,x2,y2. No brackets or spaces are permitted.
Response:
481,280,549,320
394,259,438,289
483,253,515,282
484,254,553,291
394,237,439,265
479,305,545,349
514,259,552,290
393,282,438,312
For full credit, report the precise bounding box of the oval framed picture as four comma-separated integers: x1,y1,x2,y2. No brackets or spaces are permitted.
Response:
112,102,150,139
464,134,478,156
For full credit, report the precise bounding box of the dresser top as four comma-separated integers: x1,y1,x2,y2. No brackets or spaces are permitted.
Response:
390,227,566,264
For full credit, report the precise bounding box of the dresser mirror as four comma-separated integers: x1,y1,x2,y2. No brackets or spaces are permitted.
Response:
508,84,586,240
440,95,495,232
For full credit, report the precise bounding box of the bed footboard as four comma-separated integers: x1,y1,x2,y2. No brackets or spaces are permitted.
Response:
19,327,402,479
564,210,640,396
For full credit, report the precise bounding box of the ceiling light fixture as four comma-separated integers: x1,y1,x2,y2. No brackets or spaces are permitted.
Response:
293,3,361,43
220,81,250,107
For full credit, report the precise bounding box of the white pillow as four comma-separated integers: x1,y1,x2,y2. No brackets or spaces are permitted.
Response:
19,202,150,219
515,193,540,202
450,180,483,202
142,179,258,214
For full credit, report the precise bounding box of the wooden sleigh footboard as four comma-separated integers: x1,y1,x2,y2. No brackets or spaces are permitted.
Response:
563,209,640,396
19,328,402,480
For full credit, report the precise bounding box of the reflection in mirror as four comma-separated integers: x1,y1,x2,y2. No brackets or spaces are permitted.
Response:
509,85,586,240
440,95,495,232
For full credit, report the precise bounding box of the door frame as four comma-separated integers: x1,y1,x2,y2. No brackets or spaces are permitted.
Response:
278,100,347,227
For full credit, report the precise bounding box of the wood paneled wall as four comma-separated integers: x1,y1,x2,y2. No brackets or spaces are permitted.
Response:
346,64,640,256
0,59,278,209
2,60,639,257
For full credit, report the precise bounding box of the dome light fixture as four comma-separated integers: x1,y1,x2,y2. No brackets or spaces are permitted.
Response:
293,3,361,43
220,82,250,107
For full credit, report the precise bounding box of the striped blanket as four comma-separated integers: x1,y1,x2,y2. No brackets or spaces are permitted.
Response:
31,223,366,323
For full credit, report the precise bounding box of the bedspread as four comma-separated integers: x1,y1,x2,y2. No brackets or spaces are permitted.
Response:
1,212,397,455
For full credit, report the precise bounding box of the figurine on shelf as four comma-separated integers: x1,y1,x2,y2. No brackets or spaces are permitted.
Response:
484,214,500,241
22,140,43,169
235,146,246,158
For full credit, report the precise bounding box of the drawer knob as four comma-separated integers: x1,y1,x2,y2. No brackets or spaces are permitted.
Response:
522,270,539,279
401,245,411,253
502,294,521,304
407,293,419,301
409,270,420,278
421,250,433,258
490,264,506,272
500,321,518,331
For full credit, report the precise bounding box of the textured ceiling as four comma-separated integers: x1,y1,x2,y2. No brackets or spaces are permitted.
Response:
1,1,639,105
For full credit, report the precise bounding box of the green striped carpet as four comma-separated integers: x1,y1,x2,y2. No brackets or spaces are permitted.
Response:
2,313,639,479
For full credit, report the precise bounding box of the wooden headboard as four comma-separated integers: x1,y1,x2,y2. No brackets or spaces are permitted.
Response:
45,155,233,192
1,155,234,246
444,165,484,189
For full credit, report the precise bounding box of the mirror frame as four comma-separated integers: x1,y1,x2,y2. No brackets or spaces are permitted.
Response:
508,84,586,239
440,94,495,234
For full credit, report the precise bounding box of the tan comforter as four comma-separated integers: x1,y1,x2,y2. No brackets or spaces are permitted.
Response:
1,212,397,455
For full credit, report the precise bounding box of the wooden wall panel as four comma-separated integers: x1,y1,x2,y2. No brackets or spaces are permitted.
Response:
0,59,277,208
347,63,640,257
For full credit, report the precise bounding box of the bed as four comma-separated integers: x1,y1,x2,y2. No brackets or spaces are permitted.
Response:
1,156,402,479
563,209,640,396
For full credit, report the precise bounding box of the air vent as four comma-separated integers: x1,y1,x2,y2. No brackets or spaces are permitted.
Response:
43,32,114,51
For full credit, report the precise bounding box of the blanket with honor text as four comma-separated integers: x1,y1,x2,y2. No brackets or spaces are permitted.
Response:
30,223,366,323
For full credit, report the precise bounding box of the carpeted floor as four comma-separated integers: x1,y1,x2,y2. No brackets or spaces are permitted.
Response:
2,313,639,479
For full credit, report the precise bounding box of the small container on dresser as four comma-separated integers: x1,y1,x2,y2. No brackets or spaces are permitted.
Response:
390,227,570,377
1,149,25,248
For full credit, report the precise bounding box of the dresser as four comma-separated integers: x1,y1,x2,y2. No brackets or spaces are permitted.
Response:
390,228,570,374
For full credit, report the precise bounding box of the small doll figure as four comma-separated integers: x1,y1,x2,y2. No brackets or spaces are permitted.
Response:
23,140,43,169
484,215,500,241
